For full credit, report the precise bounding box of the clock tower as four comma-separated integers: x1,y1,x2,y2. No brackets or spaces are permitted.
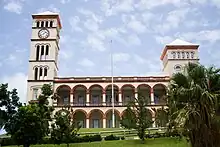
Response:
26,11,62,103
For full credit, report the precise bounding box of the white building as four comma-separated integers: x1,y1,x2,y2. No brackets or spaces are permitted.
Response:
26,11,199,128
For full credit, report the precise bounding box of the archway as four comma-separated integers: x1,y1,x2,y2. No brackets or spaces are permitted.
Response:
105,109,120,128
88,109,104,128
73,109,87,128
89,85,103,106
73,85,87,106
153,84,167,105
56,85,71,106
105,85,119,106
137,84,151,104
121,84,135,106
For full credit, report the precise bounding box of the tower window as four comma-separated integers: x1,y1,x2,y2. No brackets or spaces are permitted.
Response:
41,21,44,27
186,52,190,59
174,65,182,72
45,21,49,27
177,52,180,58
34,68,38,80
33,88,38,100
191,52,195,59
44,68,47,77
36,45,40,60
46,45,49,56
50,21,53,27
171,52,176,59
182,52,185,59
36,21,40,27
39,68,43,80
41,45,44,60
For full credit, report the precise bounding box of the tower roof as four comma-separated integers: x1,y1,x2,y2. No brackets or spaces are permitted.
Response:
160,39,199,60
166,39,198,46
32,11,59,16
32,11,62,29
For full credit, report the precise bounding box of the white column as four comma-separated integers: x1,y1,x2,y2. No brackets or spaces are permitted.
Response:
86,90,90,106
151,88,155,105
119,92,122,106
103,118,106,128
86,118,90,128
70,92,74,106
135,88,138,105
102,92,106,106
152,117,156,128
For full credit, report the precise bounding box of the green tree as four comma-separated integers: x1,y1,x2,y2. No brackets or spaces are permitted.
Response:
51,109,80,147
168,63,220,147
0,83,22,129
155,108,168,127
4,84,54,147
121,95,153,143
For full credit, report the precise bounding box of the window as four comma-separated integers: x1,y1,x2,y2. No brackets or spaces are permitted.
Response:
174,65,182,72
41,45,44,60
177,52,180,58
186,52,190,59
191,52,195,59
50,21,53,27
36,45,40,60
182,52,185,59
63,96,69,105
44,68,47,77
92,95,99,104
46,45,49,59
36,21,40,27
34,68,38,80
45,21,48,27
41,21,44,27
33,88,38,100
78,95,84,104
39,68,43,79
172,52,176,59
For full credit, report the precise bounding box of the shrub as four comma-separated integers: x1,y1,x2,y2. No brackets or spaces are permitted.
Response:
0,138,17,146
90,134,102,142
104,134,120,141
121,136,125,140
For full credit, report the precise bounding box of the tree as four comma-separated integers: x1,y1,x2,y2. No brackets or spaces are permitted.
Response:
168,62,220,147
121,95,153,143
155,108,168,127
4,84,54,147
51,108,80,147
0,83,22,129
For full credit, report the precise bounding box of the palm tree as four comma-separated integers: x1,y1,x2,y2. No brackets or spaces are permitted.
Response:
168,62,220,147
155,108,168,127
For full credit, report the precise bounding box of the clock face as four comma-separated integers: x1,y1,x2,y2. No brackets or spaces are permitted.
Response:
38,29,49,39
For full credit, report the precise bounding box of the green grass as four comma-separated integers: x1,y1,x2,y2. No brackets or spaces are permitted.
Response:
5,138,189,147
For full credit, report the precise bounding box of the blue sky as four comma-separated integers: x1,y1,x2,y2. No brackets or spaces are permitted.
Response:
1,0,220,103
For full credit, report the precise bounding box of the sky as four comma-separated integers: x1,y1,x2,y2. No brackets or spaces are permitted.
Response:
0,0,220,104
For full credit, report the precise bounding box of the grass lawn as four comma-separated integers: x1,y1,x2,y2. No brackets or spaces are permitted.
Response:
5,137,189,147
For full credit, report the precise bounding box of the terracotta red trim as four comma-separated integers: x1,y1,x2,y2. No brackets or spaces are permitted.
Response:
32,15,62,29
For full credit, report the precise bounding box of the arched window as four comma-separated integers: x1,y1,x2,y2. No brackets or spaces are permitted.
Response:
186,52,189,59
39,68,43,80
41,45,44,60
36,21,40,27
174,65,182,72
171,52,176,59
50,21,53,27
44,68,47,77
36,45,40,60
191,52,195,59
177,52,180,58
34,68,38,80
46,45,49,59
45,21,49,27
33,88,38,100
182,52,185,59
41,21,44,27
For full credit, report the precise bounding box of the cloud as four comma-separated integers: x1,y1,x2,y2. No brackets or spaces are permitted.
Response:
60,0,70,4
69,16,83,32
127,34,141,46
0,73,27,103
37,4,60,13
84,19,99,31
133,54,147,64
78,58,95,67
179,30,220,43
127,18,146,34
4,1,22,14
155,36,174,44
113,53,131,62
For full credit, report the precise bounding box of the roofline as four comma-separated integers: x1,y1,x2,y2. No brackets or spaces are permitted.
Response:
160,45,199,60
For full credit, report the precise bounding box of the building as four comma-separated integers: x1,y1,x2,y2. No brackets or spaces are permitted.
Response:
26,11,200,128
